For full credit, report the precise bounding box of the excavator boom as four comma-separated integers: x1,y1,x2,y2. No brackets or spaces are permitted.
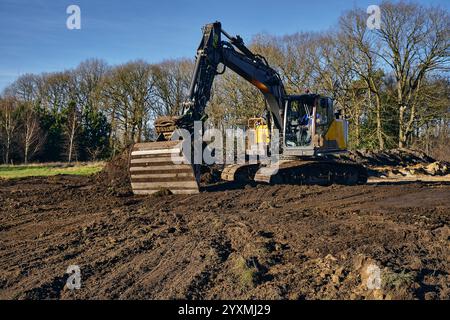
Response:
156,21,285,135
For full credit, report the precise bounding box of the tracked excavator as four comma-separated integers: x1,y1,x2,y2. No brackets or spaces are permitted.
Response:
130,22,367,195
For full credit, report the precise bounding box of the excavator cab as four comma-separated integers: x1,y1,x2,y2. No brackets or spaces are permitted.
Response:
283,94,344,156
284,95,315,148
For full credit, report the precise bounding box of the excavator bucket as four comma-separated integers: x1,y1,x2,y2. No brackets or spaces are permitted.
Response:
129,141,200,195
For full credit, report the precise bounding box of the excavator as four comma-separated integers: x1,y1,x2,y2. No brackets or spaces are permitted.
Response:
129,22,367,195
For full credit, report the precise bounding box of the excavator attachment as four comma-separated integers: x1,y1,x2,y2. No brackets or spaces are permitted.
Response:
130,141,199,195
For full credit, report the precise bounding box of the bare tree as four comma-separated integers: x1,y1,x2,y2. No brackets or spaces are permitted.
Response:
4,73,41,103
40,71,75,112
339,10,386,148
101,60,153,146
151,59,193,116
64,101,81,163
20,103,43,163
73,59,108,110
0,97,20,164
377,1,449,147
252,32,319,94
3,75,45,162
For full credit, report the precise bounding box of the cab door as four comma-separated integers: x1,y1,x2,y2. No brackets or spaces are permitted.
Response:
282,96,316,156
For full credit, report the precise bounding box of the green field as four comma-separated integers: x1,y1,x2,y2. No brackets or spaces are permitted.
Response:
0,162,105,179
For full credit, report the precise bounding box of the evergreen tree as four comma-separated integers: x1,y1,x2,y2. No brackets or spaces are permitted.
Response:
79,105,111,161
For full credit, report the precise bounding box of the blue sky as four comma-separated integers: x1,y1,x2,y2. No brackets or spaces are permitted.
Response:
1,0,449,91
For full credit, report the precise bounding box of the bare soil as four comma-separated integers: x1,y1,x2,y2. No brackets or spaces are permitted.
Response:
1,172,449,299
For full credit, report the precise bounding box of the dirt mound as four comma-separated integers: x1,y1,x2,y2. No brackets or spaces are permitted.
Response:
332,149,450,178
378,161,450,177
339,148,436,166
94,148,132,196
152,187,173,197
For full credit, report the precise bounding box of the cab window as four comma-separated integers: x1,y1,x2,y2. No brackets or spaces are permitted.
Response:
284,99,313,147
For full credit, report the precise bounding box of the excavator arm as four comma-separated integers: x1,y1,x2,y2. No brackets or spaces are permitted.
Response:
174,21,285,132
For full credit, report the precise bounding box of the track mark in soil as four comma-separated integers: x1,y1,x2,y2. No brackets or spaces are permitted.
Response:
23,275,67,299
185,235,233,299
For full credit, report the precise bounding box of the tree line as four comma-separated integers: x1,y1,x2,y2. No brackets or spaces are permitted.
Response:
0,58,192,164
0,0,449,164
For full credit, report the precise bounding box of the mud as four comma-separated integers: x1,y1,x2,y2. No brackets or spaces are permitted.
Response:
1,173,449,300
335,148,450,179
95,149,132,196
335,148,436,166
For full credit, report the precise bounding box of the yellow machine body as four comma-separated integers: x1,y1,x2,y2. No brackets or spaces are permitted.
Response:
323,119,348,150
